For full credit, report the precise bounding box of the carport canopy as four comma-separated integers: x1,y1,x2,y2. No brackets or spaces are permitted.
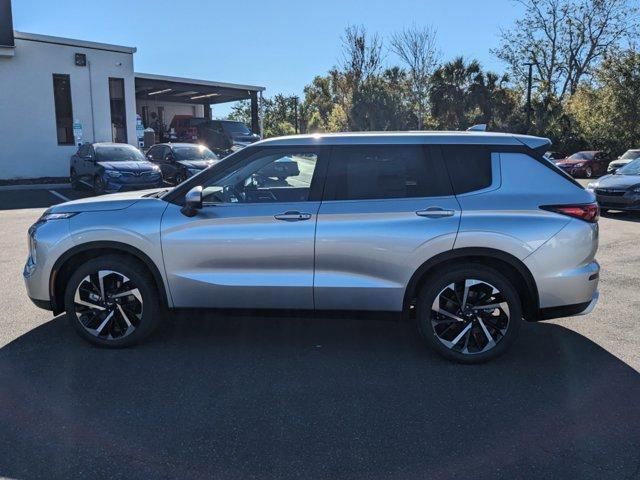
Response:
134,72,264,134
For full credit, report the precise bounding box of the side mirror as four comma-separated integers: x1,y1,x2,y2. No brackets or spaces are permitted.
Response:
181,186,203,217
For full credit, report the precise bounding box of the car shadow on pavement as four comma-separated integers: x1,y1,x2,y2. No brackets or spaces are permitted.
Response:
601,210,640,223
0,313,639,480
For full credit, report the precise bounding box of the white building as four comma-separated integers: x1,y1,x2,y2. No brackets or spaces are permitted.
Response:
0,0,263,180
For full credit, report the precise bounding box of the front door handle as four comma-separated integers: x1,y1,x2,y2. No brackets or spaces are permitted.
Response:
274,211,312,221
416,207,456,218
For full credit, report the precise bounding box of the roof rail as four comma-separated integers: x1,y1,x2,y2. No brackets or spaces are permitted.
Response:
466,124,487,132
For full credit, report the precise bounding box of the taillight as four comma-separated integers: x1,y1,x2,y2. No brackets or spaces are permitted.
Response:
541,203,599,223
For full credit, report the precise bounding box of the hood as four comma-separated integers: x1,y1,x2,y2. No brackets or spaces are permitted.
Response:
594,174,640,189
176,159,216,169
48,188,165,213
609,159,632,167
97,161,157,172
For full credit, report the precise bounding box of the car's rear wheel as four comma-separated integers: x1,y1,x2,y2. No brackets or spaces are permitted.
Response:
416,265,522,363
64,255,162,347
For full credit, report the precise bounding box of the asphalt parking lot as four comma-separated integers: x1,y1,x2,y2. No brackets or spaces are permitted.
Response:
0,183,639,479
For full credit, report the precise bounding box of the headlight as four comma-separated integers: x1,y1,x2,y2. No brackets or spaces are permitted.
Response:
105,170,122,178
586,182,598,191
40,212,77,221
574,163,585,167
151,165,160,171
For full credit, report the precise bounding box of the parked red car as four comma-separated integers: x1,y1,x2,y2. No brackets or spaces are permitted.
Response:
554,151,611,178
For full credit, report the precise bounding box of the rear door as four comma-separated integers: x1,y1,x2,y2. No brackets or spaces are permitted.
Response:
314,144,461,312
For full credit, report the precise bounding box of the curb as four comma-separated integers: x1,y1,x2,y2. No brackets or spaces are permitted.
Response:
0,183,71,192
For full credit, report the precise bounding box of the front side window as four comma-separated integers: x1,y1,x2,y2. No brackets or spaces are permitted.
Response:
326,145,452,201
52,74,74,145
108,78,127,143
96,145,146,162
201,150,318,204
222,121,252,136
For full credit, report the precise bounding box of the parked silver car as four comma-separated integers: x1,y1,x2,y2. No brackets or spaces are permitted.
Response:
24,132,600,362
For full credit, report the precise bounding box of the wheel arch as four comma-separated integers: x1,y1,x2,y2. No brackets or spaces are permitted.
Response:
403,247,540,321
50,241,170,315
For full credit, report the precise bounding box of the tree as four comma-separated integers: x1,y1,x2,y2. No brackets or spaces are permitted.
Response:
429,57,522,131
391,24,440,129
566,49,640,154
228,94,299,138
495,0,638,104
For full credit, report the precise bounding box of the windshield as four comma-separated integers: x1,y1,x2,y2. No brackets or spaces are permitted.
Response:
568,152,593,160
620,150,640,160
173,145,218,161
222,121,252,136
96,145,146,162
616,158,640,175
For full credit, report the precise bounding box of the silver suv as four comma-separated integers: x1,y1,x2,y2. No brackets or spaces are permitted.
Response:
24,132,600,363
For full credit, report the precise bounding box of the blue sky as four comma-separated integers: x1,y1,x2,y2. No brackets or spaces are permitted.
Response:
12,0,525,117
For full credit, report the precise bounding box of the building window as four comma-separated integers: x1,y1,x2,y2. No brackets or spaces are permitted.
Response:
52,74,74,145
109,77,127,143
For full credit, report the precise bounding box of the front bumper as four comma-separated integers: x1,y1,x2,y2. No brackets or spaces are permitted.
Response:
557,165,586,177
596,191,640,211
104,178,163,193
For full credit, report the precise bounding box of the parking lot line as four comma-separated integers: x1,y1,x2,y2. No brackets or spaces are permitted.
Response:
48,190,71,202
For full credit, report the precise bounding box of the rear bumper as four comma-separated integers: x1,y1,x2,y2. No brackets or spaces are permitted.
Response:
536,290,599,321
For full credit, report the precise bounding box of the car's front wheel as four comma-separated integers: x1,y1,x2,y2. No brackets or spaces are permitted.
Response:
584,166,593,178
416,265,522,363
70,169,80,190
93,175,106,195
64,255,162,347
174,171,187,185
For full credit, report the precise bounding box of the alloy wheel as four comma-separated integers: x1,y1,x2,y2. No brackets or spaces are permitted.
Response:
73,270,143,340
431,279,510,355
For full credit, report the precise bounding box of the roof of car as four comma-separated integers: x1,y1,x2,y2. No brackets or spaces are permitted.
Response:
92,142,136,148
256,131,551,150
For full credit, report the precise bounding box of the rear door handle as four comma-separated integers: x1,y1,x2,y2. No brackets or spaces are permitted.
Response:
416,207,456,218
274,211,312,221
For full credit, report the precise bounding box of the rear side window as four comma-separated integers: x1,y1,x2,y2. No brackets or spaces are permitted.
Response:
326,145,452,200
441,145,492,194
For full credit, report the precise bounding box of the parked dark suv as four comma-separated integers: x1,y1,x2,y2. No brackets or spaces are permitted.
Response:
70,143,163,195
196,120,260,155
146,143,220,185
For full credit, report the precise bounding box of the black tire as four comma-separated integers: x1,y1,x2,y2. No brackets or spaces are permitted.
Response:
93,175,105,195
416,265,522,364
64,255,162,348
174,171,187,185
70,169,81,190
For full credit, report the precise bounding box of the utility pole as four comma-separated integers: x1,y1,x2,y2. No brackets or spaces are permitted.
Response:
293,96,299,134
523,62,535,133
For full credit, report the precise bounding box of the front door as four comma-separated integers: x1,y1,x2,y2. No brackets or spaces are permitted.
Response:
314,144,461,312
161,147,326,309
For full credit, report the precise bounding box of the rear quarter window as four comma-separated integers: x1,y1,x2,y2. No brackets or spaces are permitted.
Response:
441,145,492,194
